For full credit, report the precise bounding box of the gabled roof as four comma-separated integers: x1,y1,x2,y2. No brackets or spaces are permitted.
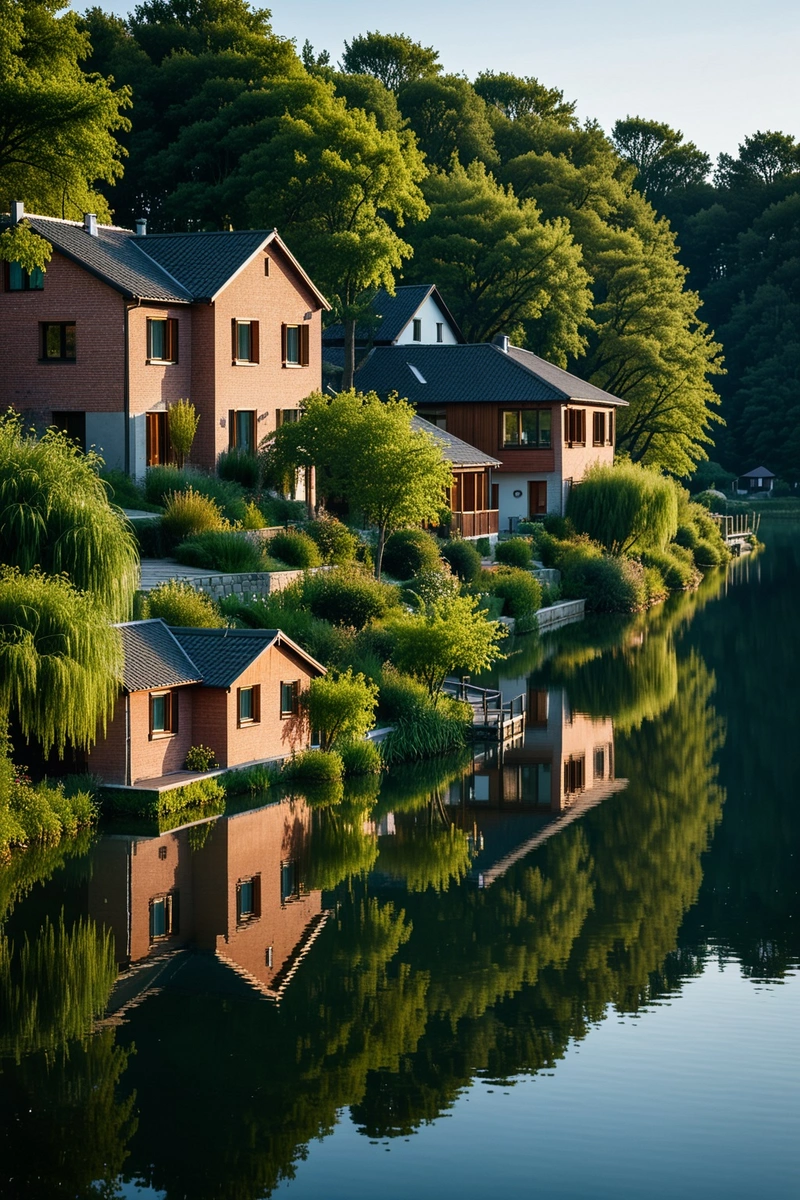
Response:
14,214,329,308
354,343,626,407
741,466,776,479
323,284,464,346
413,416,501,468
116,619,202,692
25,216,192,304
170,627,326,689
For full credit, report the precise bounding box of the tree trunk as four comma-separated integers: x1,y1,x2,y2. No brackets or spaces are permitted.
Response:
343,316,357,391
374,525,386,579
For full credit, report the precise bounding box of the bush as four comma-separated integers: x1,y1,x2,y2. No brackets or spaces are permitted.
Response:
301,567,397,628
641,547,698,591
542,513,575,539
561,550,648,613
567,461,679,553
162,488,225,541
643,565,669,605
306,515,359,564
694,537,724,565
146,466,247,523
402,566,460,610
217,447,261,488
186,744,218,771
441,539,482,582
241,500,268,529
261,495,307,525
340,740,383,776
475,537,491,557
268,529,322,569
495,537,533,568
378,670,471,763
772,480,792,498
176,530,263,573
382,529,442,580
102,776,225,818
145,580,225,628
220,763,278,795
489,567,542,619
282,750,344,783
144,466,194,505
674,521,700,551
304,669,379,750
131,517,167,559
100,469,161,513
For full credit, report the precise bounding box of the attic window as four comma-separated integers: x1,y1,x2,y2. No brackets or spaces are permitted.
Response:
412,318,422,341
408,363,426,384
436,322,443,343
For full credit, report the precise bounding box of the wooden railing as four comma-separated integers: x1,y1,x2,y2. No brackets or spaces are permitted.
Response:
710,512,761,540
450,509,499,537
442,678,526,739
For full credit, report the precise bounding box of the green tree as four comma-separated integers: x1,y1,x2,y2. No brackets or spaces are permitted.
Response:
405,160,591,359
304,669,379,752
0,0,130,222
566,462,679,554
715,130,800,188
386,594,506,698
397,75,498,170
473,70,575,123
263,391,453,578
612,116,710,204
341,30,441,92
0,415,139,620
168,398,199,468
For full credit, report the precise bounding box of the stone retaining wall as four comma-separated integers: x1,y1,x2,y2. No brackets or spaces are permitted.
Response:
535,599,586,631
185,569,305,602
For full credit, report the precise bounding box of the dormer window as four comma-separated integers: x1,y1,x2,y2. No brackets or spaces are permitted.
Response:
412,318,422,342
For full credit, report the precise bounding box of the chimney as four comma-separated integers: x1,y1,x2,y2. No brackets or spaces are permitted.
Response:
493,333,510,353
83,212,98,237
11,200,24,224
135,217,147,237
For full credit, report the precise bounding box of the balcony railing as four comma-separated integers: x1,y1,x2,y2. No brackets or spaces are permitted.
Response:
450,509,499,537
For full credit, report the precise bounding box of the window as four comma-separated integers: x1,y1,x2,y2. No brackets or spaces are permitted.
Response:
238,685,261,726
276,408,300,428
232,318,259,363
502,409,551,449
592,411,606,446
282,323,309,366
264,255,270,277
41,322,75,361
563,755,585,795
147,317,178,362
52,412,86,451
565,408,586,447
412,318,422,341
228,409,256,454
281,860,299,903
149,891,179,940
280,680,300,718
149,689,177,736
5,261,43,290
236,874,261,924
158,845,168,861
436,321,444,343
594,747,606,780
417,407,446,430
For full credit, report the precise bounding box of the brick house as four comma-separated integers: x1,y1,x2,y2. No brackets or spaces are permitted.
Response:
0,202,329,478
354,335,628,527
87,619,326,786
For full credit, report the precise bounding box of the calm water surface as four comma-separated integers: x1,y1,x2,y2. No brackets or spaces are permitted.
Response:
1,524,798,1199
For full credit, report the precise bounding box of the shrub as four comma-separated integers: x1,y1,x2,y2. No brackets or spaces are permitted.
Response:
306,515,359,564
100,469,161,513
301,567,396,628
773,479,792,498
567,461,679,553
282,749,344,783
402,566,460,610
261,496,307,525
475,537,491,557
176,530,263,573
378,670,471,763
385,595,507,697
489,567,542,619
382,529,442,580
145,580,225,628
131,517,167,559
562,551,647,613
162,487,225,541
441,539,482,582
694,537,724,565
145,466,247,522
542,513,575,539
220,763,278,794
241,500,268,529
643,565,669,605
268,529,322,568
674,521,700,551
217,447,261,488
168,399,200,468
304,669,379,750
641,547,698,591
495,537,533,568
340,740,383,776
186,745,218,771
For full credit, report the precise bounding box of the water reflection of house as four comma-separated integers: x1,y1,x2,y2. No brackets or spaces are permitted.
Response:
446,687,627,886
89,798,327,1005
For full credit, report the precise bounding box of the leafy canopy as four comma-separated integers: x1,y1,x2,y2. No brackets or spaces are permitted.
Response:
613,116,710,203
386,594,507,697
341,30,441,92
567,462,679,555
304,669,379,752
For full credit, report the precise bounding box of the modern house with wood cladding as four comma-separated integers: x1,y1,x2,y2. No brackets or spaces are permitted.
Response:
413,417,501,540
355,335,627,527
87,619,325,788
0,202,329,479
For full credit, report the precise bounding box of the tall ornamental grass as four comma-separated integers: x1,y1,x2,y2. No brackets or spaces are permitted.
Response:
0,414,139,620
567,462,679,555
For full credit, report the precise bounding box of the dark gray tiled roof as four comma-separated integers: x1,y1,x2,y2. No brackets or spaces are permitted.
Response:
141,230,272,302
413,416,501,467
741,465,776,478
117,620,202,692
26,216,192,303
323,285,463,346
354,344,626,407
171,627,280,689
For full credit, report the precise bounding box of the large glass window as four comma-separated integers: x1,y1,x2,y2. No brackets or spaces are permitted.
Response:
149,892,179,940
502,409,551,448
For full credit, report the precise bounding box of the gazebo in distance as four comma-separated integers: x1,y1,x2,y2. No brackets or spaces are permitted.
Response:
735,466,776,494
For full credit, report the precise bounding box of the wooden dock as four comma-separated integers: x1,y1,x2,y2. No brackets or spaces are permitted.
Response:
711,511,760,555
443,679,526,740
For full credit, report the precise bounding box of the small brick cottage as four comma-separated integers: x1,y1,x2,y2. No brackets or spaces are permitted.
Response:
88,619,326,787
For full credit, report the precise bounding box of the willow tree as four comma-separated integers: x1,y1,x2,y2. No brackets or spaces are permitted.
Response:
567,461,679,555
0,568,122,757
0,413,138,620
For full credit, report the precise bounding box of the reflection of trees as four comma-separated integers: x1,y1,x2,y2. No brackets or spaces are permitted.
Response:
377,822,473,892
0,829,94,925
304,801,379,892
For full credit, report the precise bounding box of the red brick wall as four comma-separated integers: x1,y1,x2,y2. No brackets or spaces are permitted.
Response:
128,687,194,784
0,249,125,423
127,831,194,962
87,694,128,785
225,643,318,767
128,303,193,416
191,687,229,768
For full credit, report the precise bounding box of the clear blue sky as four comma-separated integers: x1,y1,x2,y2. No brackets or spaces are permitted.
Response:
88,0,800,161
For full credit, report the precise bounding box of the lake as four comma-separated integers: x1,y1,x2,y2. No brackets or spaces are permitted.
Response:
1,523,798,1199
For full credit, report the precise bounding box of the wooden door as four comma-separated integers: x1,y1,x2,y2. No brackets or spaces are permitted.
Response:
528,480,547,516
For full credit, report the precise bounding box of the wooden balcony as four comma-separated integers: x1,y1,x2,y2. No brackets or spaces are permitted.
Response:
450,509,499,538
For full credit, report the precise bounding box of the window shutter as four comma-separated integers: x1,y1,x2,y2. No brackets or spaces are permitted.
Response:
281,323,287,364
231,318,238,360
168,318,179,363
252,873,261,917
146,318,153,359
250,321,260,363
300,324,310,366
172,690,179,733
608,411,614,445
228,410,235,448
